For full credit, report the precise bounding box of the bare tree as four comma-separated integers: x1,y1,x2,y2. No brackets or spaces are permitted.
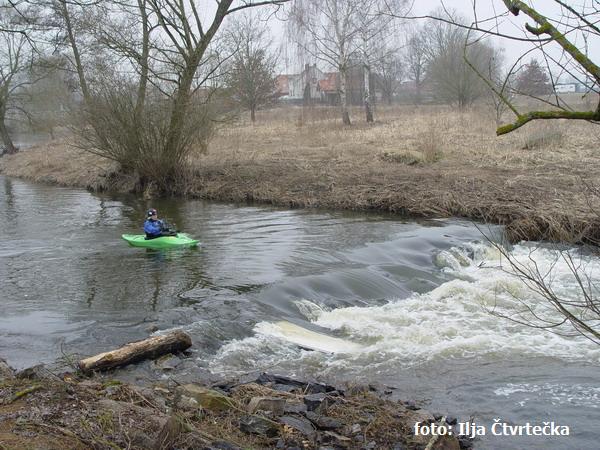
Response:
0,5,42,156
356,0,379,122
0,32,29,154
355,0,405,122
404,26,428,104
224,13,277,122
140,1,287,175
484,54,515,127
424,11,501,109
90,0,154,118
7,0,288,188
373,51,403,105
395,1,600,135
290,0,362,125
49,0,93,105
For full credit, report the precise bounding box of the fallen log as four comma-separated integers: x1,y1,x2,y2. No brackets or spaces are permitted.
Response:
78,330,192,373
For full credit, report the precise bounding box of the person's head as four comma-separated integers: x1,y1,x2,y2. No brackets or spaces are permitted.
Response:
147,208,158,220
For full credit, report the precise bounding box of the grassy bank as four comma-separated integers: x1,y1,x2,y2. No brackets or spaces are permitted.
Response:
2,104,600,243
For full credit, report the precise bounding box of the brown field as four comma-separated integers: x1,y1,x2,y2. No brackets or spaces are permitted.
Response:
2,104,600,243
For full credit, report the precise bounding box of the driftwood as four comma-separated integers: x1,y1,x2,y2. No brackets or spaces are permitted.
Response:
78,330,192,373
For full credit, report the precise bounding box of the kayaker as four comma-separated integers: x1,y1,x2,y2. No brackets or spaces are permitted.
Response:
144,208,176,239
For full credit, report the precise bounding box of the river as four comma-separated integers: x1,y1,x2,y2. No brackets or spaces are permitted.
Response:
0,175,598,449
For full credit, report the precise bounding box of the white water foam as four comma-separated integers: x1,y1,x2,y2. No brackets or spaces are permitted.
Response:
494,383,600,408
209,241,600,374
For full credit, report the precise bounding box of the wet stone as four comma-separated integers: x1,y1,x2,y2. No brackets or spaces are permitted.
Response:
176,384,235,412
284,400,307,415
305,411,343,430
154,354,182,371
273,383,298,393
322,431,352,446
279,415,316,438
257,373,306,388
304,393,329,413
239,415,279,438
404,400,419,411
247,396,286,416
16,364,50,380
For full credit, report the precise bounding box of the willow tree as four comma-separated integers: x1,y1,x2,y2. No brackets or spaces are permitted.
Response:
0,31,28,155
0,3,42,156
355,0,405,122
289,0,362,125
129,0,287,184
423,9,502,109
10,0,288,188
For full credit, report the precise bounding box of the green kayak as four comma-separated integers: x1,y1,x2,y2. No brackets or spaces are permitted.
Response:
122,233,199,249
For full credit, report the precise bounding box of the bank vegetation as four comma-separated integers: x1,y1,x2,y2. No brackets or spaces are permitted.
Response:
2,103,600,244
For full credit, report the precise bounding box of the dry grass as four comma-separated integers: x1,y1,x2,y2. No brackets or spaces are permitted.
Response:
3,103,600,243
0,138,116,189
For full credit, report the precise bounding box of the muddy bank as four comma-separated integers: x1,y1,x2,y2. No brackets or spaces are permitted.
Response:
2,107,600,244
0,358,469,450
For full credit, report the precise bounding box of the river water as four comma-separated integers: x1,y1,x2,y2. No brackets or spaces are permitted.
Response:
0,175,598,449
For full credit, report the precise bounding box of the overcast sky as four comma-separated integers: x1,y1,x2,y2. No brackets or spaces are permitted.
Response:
409,0,599,82
272,0,598,83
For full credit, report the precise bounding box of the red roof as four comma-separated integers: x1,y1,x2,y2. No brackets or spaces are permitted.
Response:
275,75,290,95
319,72,338,93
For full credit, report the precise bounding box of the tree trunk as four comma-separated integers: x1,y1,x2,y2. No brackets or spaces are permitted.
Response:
415,79,422,105
0,113,17,156
78,330,192,373
135,0,150,118
59,0,91,105
339,68,351,125
250,106,256,122
363,64,373,123
165,63,196,161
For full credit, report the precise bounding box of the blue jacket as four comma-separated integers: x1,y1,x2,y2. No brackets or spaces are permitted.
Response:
144,218,164,237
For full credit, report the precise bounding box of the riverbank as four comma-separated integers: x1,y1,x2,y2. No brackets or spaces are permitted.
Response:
0,358,466,450
2,105,600,243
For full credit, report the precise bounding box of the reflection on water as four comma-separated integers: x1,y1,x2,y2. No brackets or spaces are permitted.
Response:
1,176,599,449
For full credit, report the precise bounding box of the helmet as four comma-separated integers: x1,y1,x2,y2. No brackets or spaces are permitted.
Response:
147,208,157,217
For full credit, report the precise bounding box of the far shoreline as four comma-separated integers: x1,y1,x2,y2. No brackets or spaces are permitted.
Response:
2,105,599,245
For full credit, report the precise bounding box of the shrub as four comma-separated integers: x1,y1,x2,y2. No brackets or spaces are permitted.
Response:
76,83,214,192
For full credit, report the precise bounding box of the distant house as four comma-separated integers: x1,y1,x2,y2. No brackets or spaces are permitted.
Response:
554,82,590,94
275,64,325,103
275,74,290,97
318,72,338,104
275,64,386,106
555,83,577,94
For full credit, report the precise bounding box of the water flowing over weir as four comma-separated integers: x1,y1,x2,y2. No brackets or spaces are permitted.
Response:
1,175,599,449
